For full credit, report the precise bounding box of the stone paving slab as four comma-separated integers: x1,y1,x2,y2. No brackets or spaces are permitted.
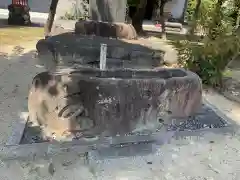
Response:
20,102,228,144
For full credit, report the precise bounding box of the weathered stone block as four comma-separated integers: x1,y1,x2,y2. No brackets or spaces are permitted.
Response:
28,67,202,138
75,20,137,40
36,34,164,70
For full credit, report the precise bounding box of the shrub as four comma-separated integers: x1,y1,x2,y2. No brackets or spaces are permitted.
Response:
186,0,235,35
175,34,240,87
177,0,240,87
186,0,216,23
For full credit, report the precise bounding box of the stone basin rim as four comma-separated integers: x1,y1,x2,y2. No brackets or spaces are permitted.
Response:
50,68,198,81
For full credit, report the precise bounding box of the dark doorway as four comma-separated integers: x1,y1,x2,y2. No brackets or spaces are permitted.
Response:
128,0,155,20
128,6,137,19
144,0,154,20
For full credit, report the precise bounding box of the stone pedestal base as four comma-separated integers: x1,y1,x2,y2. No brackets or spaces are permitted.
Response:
28,68,202,137
8,4,31,25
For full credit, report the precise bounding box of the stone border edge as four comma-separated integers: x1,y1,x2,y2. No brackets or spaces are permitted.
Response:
6,115,28,145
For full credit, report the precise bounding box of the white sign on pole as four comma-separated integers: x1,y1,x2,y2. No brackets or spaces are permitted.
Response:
100,44,107,70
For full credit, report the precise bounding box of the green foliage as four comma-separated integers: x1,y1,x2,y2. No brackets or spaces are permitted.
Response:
176,0,240,87
175,34,240,87
186,0,239,34
222,0,240,27
186,0,215,21
127,0,139,6
127,0,160,7
186,0,220,34
186,0,197,21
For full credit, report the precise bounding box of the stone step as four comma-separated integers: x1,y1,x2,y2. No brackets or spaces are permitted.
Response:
165,22,183,29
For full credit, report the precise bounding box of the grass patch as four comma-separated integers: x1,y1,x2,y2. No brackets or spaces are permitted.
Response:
0,26,44,46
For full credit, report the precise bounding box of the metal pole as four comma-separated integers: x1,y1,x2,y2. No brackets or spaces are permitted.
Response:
100,43,107,70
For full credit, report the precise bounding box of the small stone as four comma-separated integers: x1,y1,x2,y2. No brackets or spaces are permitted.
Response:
208,164,220,174
75,132,83,138
62,161,73,167
172,154,178,159
52,133,56,140
48,162,55,176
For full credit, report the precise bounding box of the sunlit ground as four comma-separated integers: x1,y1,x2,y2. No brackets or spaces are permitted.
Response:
0,26,44,46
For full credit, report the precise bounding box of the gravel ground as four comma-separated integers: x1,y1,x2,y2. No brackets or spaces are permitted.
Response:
88,127,240,180
0,47,43,145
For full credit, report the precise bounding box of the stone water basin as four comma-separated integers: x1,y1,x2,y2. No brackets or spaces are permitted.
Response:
27,67,202,140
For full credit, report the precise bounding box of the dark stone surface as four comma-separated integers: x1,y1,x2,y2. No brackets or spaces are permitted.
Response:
21,104,227,144
36,33,165,70
27,67,202,139
167,104,228,131
8,4,31,25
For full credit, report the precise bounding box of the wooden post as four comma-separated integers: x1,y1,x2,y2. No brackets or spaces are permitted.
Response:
44,0,59,37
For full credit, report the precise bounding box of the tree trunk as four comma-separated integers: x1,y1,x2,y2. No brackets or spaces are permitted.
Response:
44,0,59,37
235,2,240,30
189,0,202,35
236,9,240,30
132,0,147,34
159,0,167,39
